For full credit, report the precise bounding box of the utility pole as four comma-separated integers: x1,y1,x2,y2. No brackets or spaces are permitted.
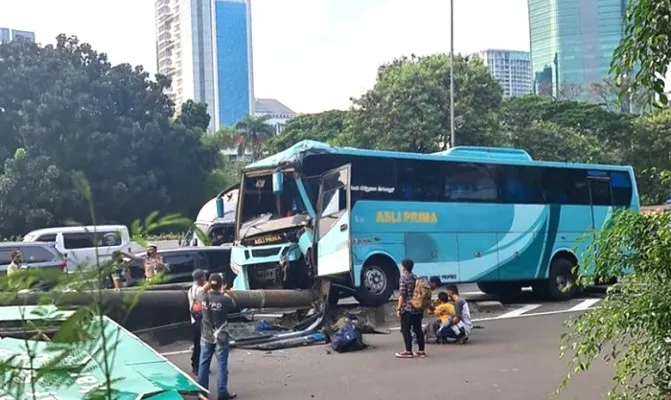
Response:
450,0,455,148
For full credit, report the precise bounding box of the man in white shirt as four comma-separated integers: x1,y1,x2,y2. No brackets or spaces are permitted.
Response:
7,250,22,276
189,269,208,374
445,284,473,344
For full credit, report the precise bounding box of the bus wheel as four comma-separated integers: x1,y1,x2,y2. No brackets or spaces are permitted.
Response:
355,262,396,308
534,257,579,301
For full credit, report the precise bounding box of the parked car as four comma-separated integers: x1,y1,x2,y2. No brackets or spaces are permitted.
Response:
123,245,235,287
0,242,67,289
23,225,132,272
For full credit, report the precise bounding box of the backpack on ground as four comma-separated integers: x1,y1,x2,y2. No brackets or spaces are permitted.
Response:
411,279,432,310
330,317,366,353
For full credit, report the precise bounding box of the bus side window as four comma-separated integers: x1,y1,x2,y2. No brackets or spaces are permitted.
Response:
542,168,589,204
395,159,443,202
445,163,498,202
497,165,543,204
610,171,633,206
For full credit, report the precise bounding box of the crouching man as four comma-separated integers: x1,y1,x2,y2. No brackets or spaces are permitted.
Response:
443,284,472,344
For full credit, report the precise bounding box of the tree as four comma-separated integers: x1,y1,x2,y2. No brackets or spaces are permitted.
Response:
505,121,604,163
234,114,275,161
0,34,217,236
612,0,671,106
627,109,671,205
589,78,654,114
558,210,671,399
264,110,353,153
0,149,80,236
500,96,632,163
175,100,211,132
351,54,503,152
558,82,584,101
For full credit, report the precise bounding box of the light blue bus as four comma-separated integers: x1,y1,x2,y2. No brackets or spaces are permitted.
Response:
229,140,639,306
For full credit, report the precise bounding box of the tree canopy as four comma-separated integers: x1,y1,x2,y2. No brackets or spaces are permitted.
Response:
0,35,217,237
612,0,671,106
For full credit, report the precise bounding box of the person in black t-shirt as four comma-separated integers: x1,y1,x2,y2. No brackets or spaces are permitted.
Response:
198,273,237,400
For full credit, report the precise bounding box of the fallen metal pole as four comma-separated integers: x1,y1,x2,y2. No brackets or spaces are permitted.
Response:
2,289,320,331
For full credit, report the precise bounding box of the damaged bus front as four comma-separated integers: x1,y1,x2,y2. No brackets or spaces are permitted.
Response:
231,141,332,295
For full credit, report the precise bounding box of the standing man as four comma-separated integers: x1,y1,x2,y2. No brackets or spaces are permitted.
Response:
199,273,237,400
188,269,208,375
395,258,426,358
7,250,22,276
143,244,167,280
445,284,472,344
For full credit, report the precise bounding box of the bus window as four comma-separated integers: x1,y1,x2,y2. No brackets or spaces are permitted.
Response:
589,178,613,206
610,171,633,206
497,165,543,204
444,163,499,202
396,159,443,202
542,168,589,204
350,157,396,202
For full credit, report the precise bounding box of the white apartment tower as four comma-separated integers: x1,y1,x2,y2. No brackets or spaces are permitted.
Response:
478,49,533,98
155,0,254,131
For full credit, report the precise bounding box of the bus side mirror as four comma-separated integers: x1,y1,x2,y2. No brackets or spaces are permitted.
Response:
216,197,224,218
272,171,284,194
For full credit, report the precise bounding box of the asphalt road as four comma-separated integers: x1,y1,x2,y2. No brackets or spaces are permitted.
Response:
162,310,611,399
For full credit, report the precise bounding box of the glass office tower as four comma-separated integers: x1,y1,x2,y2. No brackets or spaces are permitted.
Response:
528,0,626,98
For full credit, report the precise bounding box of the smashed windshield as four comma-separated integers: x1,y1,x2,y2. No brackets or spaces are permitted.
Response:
239,173,307,225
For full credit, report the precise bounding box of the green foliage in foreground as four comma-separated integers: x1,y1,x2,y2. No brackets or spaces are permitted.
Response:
0,176,193,399
558,209,671,399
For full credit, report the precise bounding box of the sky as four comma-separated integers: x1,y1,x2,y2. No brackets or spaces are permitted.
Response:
0,0,530,114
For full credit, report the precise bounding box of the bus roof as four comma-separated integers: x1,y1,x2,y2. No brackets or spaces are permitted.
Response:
246,140,634,173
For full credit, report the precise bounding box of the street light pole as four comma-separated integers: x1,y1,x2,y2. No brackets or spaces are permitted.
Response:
449,0,455,148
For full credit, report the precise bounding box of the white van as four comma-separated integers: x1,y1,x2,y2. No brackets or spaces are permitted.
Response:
23,225,132,272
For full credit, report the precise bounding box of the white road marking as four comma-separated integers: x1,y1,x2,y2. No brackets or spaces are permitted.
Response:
495,304,541,319
568,298,601,311
161,349,192,356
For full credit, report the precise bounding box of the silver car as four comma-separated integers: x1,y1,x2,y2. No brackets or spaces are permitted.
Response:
0,242,67,278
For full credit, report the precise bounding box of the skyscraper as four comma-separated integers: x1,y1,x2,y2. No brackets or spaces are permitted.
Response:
155,0,253,131
478,49,533,97
528,0,626,98
0,27,35,44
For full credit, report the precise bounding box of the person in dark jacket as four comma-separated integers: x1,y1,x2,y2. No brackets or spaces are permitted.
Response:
395,259,426,358
198,273,237,400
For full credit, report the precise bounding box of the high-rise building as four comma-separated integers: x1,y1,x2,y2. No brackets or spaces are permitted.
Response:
528,0,626,99
0,28,35,44
155,0,253,131
478,49,533,97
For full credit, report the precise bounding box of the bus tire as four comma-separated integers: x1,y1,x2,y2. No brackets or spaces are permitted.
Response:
355,260,397,308
534,257,579,301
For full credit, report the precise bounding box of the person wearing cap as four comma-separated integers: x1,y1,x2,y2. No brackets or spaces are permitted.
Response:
188,268,209,375
143,244,166,279
199,273,237,400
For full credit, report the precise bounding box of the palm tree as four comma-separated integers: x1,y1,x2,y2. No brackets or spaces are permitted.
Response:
234,115,275,161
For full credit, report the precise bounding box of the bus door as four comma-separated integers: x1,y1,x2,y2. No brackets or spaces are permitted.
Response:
314,164,352,277
587,171,614,229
